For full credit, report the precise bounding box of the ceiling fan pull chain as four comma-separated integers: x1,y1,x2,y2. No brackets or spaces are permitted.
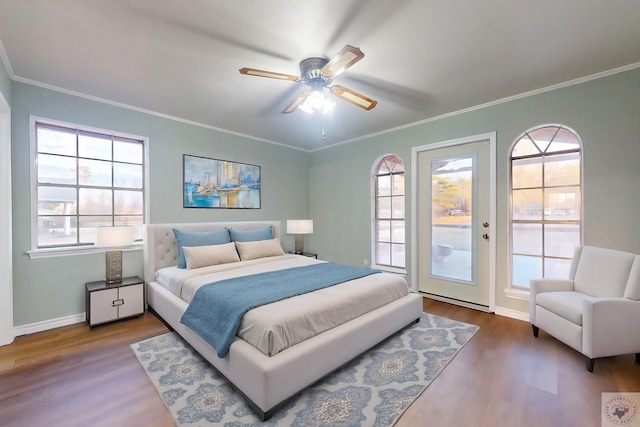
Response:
322,115,327,141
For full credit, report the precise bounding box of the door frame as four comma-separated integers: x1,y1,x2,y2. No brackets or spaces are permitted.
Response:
0,89,13,345
411,132,496,313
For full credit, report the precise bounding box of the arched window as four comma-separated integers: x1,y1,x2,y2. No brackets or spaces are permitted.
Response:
372,155,405,270
509,125,582,291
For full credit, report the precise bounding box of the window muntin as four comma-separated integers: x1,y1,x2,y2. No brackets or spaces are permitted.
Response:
373,155,405,269
34,121,146,251
509,125,582,290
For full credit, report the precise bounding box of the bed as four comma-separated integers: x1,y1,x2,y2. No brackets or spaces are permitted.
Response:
144,221,423,420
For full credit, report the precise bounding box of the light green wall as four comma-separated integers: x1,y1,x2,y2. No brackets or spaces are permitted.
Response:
9,67,640,325
11,82,309,326
309,68,640,314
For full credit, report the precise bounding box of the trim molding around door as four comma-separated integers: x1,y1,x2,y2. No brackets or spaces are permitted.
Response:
410,132,497,313
0,90,13,346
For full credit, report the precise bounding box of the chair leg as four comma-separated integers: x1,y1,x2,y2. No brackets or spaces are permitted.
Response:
532,325,539,337
585,356,595,372
636,353,640,364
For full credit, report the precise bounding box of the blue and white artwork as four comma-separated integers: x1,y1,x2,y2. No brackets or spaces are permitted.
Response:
183,154,261,209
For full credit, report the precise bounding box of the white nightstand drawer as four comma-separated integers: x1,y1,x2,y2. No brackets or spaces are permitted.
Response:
118,283,144,318
89,288,119,325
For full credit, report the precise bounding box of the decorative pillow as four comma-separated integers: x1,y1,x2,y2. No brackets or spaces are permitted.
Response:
183,242,240,269
235,238,285,261
228,226,273,242
173,228,231,269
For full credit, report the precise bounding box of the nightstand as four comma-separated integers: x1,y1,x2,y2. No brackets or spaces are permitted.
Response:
288,251,318,259
85,276,144,327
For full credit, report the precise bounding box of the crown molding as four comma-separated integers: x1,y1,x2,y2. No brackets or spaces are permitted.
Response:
312,61,640,152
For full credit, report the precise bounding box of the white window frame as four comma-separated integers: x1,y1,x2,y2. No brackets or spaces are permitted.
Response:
27,116,149,259
370,154,406,274
507,124,583,297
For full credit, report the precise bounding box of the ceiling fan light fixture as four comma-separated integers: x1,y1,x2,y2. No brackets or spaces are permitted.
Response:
298,88,335,114
308,90,326,109
322,98,336,114
298,101,314,114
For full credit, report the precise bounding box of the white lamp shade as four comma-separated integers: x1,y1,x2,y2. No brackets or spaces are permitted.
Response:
96,226,134,248
287,219,313,235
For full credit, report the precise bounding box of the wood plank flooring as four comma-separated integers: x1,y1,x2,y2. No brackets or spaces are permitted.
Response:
1,298,638,427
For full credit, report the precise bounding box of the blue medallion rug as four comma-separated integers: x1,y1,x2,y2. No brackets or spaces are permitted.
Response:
131,312,478,426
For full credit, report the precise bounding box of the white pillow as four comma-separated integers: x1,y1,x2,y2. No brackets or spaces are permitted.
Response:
183,241,240,269
235,238,285,261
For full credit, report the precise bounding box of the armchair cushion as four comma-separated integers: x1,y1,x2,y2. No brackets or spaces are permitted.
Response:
573,246,636,298
536,291,591,325
529,278,574,325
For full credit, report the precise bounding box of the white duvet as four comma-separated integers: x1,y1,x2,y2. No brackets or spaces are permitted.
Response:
155,254,410,356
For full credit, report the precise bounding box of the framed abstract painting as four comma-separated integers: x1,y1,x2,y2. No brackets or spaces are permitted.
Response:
183,154,261,209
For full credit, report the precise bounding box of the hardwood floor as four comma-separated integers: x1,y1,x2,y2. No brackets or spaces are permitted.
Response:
1,299,638,427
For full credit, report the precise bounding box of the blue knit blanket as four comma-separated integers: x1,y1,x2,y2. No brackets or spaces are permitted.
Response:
180,262,380,358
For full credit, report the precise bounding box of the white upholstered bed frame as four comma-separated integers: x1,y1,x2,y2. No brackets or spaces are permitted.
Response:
144,221,423,420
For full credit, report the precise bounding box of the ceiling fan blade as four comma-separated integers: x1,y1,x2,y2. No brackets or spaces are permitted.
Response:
282,92,309,114
330,85,377,110
239,68,300,81
321,45,365,78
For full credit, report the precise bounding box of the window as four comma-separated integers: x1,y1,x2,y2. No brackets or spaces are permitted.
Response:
509,124,582,290
31,118,146,255
372,155,405,270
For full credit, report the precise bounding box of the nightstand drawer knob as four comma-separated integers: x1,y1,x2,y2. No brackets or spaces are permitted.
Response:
112,298,124,307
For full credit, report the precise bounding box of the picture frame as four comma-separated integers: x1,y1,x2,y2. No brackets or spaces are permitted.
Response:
183,154,261,209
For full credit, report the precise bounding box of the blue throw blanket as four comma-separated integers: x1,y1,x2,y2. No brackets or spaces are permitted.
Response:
180,262,380,358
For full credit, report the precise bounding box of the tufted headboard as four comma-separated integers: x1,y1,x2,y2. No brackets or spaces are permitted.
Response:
143,221,281,284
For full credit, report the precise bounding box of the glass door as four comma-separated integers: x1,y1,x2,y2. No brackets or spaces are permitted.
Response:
417,138,492,310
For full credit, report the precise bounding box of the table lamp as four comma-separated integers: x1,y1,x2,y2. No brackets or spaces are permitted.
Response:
286,219,313,254
96,226,134,284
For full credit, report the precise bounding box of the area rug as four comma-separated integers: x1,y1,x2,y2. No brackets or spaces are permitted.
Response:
131,312,478,426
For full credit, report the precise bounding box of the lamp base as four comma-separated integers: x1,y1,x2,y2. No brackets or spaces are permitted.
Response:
105,249,123,284
294,234,304,255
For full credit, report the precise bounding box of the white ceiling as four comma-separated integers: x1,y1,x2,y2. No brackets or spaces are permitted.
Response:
1,0,640,151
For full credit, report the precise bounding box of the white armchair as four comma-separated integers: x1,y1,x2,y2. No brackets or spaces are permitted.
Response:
530,245,640,372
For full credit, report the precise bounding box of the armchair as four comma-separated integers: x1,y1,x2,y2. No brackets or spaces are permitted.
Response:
530,245,640,372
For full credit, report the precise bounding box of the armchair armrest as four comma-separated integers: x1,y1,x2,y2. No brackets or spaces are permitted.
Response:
582,298,640,359
530,278,575,295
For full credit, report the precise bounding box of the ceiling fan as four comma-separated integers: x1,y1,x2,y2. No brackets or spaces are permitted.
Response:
239,45,377,114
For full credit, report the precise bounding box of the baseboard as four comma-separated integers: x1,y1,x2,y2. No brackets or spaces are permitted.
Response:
11,305,530,337
494,306,530,322
419,292,490,313
14,312,86,336
420,292,530,322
